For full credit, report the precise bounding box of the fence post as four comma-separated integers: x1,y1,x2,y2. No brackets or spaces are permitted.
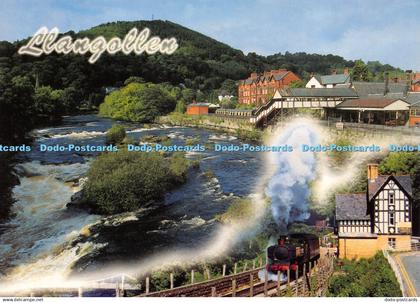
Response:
252,260,256,269
206,268,211,280
146,277,150,295
243,262,248,272
222,264,226,276
234,263,237,275
115,282,120,297
249,274,254,297
295,266,299,297
211,287,217,297
264,269,268,296
78,287,83,297
191,270,195,284
287,268,290,289
232,279,236,297
170,272,174,289
303,263,306,295
277,270,281,296
259,257,263,267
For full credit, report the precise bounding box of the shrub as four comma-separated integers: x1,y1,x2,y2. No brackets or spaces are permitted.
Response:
105,124,126,145
82,151,189,214
327,252,402,297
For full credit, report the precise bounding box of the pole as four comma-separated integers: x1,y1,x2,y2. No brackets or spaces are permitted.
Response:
115,282,120,297
211,287,216,297
234,263,237,275
243,262,248,272
170,273,174,289
146,277,150,295
277,270,281,296
264,269,268,296
222,264,226,276
232,279,236,297
191,270,195,284
252,260,256,269
249,274,254,297
295,266,299,296
78,287,83,298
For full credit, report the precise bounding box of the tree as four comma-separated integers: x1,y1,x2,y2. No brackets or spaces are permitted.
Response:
352,60,370,82
174,100,186,113
33,86,63,120
99,82,176,122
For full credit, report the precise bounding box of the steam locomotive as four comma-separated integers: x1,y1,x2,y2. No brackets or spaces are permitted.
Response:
266,233,320,273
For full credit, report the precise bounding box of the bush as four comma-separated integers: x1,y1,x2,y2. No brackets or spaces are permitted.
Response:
327,252,402,297
105,124,126,145
82,151,189,214
217,198,253,224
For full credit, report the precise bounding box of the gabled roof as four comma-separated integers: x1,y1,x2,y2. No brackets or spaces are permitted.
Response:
406,92,420,105
352,81,409,98
336,97,406,109
368,175,412,201
282,87,358,98
336,194,369,220
320,74,350,85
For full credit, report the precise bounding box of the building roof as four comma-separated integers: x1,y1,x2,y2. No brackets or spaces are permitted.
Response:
336,98,401,109
406,92,420,105
368,175,413,201
187,103,209,107
352,82,409,98
335,193,370,220
320,74,350,85
282,87,358,98
240,70,290,85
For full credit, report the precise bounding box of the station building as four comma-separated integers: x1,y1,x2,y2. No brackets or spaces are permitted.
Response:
335,164,413,260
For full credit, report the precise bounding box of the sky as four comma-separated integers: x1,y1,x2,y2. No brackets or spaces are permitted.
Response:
1,0,419,70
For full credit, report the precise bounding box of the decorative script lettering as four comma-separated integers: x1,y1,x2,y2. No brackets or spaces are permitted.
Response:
18,27,179,63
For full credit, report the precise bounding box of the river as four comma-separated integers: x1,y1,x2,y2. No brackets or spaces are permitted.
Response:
0,115,265,287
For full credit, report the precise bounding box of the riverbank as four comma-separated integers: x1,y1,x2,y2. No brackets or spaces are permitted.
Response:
157,113,264,142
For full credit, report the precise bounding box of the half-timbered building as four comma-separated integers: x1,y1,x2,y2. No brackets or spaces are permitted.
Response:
335,164,413,259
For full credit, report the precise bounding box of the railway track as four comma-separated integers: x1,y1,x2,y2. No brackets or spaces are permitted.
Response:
144,267,263,297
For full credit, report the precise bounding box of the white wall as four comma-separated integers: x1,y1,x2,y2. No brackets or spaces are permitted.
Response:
305,77,323,88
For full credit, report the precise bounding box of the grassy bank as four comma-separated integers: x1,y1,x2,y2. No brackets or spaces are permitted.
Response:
157,112,264,142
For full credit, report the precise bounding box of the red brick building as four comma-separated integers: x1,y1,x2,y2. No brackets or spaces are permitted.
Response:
238,69,301,105
411,72,420,92
186,103,209,115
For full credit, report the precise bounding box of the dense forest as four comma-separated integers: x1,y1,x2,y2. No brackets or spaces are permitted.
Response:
0,19,404,143
0,19,404,221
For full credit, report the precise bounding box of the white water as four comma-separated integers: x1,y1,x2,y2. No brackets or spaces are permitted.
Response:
0,163,101,288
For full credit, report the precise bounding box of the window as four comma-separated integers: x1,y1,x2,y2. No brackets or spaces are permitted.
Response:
389,192,395,205
388,238,396,249
389,212,395,225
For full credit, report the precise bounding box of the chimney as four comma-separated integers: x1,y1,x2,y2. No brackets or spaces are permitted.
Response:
250,72,258,79
384,72,389,95
367,164,379,182
343,68,349,75
331,69,337,75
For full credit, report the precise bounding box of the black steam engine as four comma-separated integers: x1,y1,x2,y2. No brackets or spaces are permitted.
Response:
266,233,320,273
